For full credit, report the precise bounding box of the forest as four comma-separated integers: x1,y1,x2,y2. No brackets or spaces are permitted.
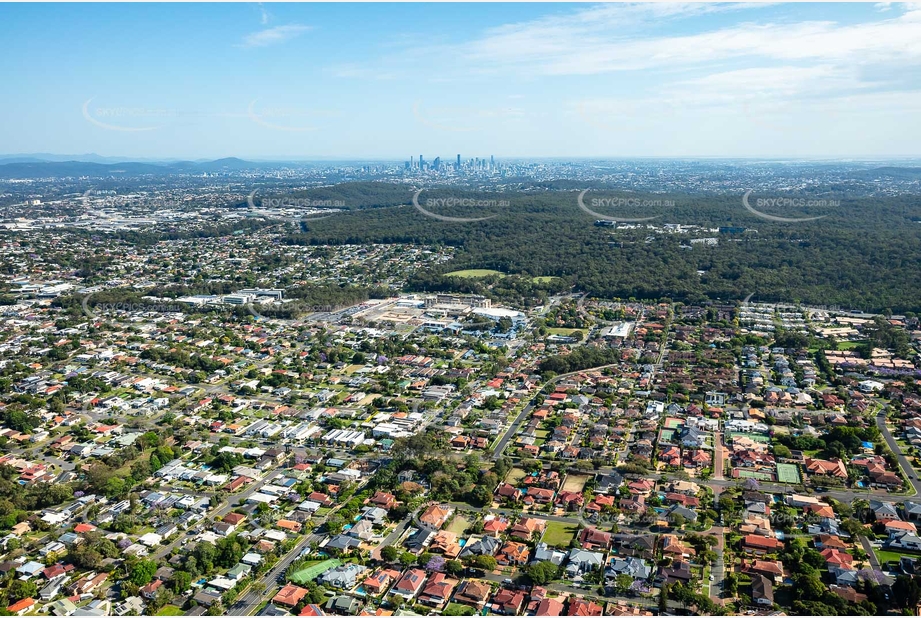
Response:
278,185,921,312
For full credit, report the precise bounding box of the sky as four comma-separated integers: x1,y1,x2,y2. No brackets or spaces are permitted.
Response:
2,2,921,160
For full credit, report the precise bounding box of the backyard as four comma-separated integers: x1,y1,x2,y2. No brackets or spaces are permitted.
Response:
543,521,579,547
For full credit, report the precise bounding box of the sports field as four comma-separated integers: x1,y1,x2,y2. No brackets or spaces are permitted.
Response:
736,469,774,481
289,559,340,584
444,269,505,278
776,463,801,484
727,432,771,443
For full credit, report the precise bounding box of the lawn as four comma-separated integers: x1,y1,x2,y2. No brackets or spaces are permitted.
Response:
543,521,579,548
546,327,589,337
506,467,528,485
562,474,590,493
155,607,184,616
875,549,919,565
532,276,559,283
447,515,470,535
444,603,476,616
444,269,505,278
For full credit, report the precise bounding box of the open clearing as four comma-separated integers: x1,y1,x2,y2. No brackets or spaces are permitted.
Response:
543,521,579,547
506,467,528,485
546,327,589,337
445,269,505,278
562,474,590,493
447,515,470,535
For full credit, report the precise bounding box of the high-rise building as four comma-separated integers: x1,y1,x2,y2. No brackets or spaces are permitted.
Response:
456,154,461,169
491,155,495,167
433,157,441,170
419,155,424,169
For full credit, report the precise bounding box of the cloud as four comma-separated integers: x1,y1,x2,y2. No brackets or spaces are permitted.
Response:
258,3,270,25
240,24,311,48
458,4,921,75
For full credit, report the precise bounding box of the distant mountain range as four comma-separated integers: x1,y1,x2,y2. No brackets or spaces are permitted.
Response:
0,157,275,179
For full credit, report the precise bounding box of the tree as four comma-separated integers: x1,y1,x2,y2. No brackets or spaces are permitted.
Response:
7,579,37,602
613,573,633,595
129,559,158,586
445,560,464,576
527,561,559,585
723,573,738,596
472,555,498,571
773,444,792,459
170,570,193,594
380,545,400,562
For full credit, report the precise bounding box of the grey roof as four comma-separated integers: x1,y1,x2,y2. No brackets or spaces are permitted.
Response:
459,535,500,557
326,534,361,551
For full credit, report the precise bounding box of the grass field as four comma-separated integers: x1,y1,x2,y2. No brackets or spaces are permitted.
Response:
562,474,590,493
156,607,184,616
546,327,589,337
447,515,470,535
543,521,579,547
875,549,919,565
532,276,559,283
776,463,801,484
444,269,505,278
506,467,528,484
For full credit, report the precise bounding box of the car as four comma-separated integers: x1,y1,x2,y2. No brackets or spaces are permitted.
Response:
709,575,714,581
503,578,513,584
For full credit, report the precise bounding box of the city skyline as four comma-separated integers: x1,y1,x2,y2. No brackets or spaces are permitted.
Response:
2,2,921,159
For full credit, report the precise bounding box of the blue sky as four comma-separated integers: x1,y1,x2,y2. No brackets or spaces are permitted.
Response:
2,2,920,160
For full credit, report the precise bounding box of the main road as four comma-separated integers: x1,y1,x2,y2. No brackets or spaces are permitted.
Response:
876,409,921,496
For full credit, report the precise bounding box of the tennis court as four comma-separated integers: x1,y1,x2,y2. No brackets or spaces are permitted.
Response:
776,463,801,484
727,432,771,443
735,469,774,481
289,559,340,584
